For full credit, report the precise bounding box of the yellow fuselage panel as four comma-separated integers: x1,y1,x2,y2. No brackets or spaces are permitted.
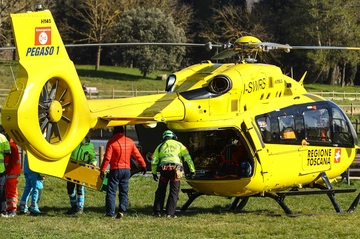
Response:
187,145,356,197
87,92,186,127
174,63,234,92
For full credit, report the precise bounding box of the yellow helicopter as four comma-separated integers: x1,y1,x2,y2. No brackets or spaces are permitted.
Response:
2,9,360,215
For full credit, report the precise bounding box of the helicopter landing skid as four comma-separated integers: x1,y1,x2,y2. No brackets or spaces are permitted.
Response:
262,188,359,215
179,188,360,214
180,189,204,211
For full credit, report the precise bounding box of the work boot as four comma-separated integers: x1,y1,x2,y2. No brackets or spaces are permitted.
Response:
104,214,115,219
116,212,124,220
152,212,162,217
19,210,29,215
66,206,77,215
7,211,16,218
76,208,83,215
30,210,43,216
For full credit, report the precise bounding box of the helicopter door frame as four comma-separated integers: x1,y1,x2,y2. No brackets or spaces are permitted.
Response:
240,118,271,182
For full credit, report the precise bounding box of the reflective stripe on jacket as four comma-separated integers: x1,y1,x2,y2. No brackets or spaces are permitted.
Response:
151,139,195,174
100,133,146,171
4,139,21,176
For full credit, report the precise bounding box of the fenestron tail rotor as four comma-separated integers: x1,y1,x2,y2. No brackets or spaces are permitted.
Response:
38,79,72,143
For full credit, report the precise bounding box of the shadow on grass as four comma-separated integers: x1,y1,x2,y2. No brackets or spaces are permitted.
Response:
76,69,153,81
27,205,278,218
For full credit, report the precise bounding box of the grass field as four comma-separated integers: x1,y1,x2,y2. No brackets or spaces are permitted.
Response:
2,173,360,239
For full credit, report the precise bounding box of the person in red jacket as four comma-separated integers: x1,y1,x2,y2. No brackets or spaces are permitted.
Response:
3,130,21,217
100,126,147,220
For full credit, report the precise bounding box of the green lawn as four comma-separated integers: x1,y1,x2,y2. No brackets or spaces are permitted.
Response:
2,174,360,239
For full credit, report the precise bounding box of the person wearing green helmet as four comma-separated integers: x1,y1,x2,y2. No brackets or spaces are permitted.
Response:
151,130,195,218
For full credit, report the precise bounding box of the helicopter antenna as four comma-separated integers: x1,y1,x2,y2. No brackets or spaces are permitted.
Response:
35,3,43,11
10,65,18,90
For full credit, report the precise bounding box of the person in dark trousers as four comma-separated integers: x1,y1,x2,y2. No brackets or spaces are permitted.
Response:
66,132,97,215
0,125,11,218
151,130,196,218
99,126,147,220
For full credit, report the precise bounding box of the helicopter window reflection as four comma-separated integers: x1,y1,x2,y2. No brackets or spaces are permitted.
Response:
256,117,271,142
303,109,330,143
279,115,296,140
332,107,351,145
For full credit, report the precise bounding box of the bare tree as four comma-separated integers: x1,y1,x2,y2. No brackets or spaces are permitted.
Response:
59,0,122,70
0,0,58,60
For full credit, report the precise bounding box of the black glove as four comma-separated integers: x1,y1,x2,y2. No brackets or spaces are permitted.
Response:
142,167,147,175
190,172,196,179
100,171,105,180
153,174,158,182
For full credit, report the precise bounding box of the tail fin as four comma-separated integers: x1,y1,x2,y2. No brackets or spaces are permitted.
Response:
299,71,307,86
11,10,69,61
1,10,91,177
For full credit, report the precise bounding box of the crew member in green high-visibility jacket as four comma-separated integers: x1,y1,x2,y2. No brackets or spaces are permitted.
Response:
0,125,11,218
151,130,195,218
66,132,97,215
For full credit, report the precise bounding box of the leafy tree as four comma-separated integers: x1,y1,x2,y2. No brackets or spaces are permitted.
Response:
125,0,194,33
297,0,360,85
114,8,186,77
56,0,122,70
253,0,360,85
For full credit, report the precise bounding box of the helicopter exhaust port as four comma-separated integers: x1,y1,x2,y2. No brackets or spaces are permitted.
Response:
208,75,232,94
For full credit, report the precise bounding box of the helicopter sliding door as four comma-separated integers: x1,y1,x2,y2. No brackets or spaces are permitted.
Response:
240,118,271,183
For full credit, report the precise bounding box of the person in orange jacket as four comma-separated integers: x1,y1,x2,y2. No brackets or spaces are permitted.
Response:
3,130,21,217
99,126,147,220
0,125,11,218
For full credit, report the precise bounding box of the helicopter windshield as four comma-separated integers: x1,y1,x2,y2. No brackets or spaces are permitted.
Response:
255,102,356,147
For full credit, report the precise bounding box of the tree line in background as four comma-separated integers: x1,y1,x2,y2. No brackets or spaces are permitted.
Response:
0,0,360,83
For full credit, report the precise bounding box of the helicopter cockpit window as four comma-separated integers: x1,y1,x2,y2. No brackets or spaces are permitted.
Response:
332,107,351,145
165,74,176,92
278,115,296,140
303,108,330,143
256,117,271,142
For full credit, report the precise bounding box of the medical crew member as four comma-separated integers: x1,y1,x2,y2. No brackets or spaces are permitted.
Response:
151,130,195,218
4,135,21,217
0,125,11,217
66,132,97,215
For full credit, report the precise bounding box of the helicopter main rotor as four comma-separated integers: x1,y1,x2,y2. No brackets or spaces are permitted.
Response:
2,35,360,63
